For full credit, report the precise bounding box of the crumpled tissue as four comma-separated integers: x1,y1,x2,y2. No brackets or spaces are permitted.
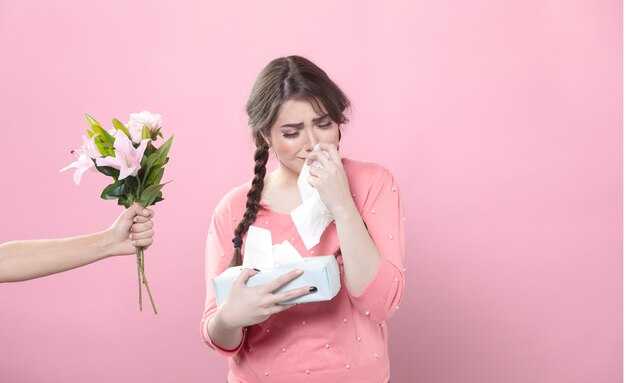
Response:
241,226,304,270
290,145,334,249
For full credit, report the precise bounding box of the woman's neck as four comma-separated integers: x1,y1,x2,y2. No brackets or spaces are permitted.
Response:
268,163,299,188
262,164,302,214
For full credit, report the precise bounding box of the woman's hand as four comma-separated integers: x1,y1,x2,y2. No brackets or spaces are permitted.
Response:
306,143,357,219
216,268,314,330
104,203,155,257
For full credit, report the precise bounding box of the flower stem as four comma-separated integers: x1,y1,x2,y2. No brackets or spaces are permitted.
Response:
139,247,158,314
136,249,143,311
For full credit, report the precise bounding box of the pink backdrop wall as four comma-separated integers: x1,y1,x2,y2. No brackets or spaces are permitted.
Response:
0,1,621,382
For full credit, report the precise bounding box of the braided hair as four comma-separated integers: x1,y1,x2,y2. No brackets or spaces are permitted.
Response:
229,133,269,267
230,55,350,267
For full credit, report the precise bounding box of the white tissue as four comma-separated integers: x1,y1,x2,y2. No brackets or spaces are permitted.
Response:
290,146,335,249
242,226,304,270
272,240,304,266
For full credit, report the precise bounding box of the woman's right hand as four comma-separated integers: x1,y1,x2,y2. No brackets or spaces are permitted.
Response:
216,268,314,330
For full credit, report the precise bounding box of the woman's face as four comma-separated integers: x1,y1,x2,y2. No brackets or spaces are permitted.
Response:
267,98,340,176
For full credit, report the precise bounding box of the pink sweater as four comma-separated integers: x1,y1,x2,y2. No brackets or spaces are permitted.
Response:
201,159,405,383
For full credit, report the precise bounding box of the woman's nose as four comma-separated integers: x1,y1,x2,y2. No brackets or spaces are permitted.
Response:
304,129,319,152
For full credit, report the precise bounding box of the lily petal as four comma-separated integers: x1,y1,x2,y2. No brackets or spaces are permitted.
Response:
60,160,82,173
135,139,149,159
96,156,121,169
118,165,135,180
72,166,90,185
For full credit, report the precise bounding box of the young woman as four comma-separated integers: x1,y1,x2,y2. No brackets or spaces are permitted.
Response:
201,55,405,383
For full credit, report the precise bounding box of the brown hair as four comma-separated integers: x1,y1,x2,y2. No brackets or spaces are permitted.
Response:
230,55,350,267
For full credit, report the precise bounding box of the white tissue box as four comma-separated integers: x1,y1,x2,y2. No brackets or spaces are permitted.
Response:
213,255,341,306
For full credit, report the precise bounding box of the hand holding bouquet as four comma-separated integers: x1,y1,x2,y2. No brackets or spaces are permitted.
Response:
61,111,173,314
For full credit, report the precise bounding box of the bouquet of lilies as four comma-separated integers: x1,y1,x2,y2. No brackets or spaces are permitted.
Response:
61,111,173,314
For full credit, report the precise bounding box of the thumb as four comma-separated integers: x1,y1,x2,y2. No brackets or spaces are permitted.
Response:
132,202,153,217
119,203,142,219
113,205,139,225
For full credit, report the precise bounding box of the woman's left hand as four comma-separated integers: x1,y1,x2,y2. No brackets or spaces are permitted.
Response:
307,143,356,219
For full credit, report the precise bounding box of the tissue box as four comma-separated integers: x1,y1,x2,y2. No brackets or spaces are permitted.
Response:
213,255,340,306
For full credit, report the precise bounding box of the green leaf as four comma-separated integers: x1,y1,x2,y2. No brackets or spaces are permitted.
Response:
139,183,165,207
125,176,139,194
152,190,164,205
117,195,128,207
118,193,134,208
147,152,162,168
95,164,120,178
156,135,174,161
112,118,132,140
146,167,164,186
139,153,162,186
100,179,129,200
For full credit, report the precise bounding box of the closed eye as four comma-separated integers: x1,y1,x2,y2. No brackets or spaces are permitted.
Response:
316,115,334,128
318,121,333,128
283,131,300,138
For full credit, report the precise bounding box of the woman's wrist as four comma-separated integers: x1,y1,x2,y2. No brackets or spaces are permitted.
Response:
332,202,361,224
208,309,246,350
96,230,123,259
212,307,242,333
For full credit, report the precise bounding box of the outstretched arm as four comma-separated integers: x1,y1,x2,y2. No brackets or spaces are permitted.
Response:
0,203,154,283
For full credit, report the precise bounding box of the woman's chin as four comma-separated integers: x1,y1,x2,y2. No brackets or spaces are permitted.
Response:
274,160,303,179
290,158,306,174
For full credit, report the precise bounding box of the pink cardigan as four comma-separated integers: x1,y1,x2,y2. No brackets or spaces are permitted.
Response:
201,159,405,383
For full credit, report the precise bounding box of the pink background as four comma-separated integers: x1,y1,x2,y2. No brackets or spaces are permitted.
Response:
0,1,621,382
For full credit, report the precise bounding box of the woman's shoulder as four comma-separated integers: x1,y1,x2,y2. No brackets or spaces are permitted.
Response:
213,181,251,218
342,158,395,181
342,158,399,204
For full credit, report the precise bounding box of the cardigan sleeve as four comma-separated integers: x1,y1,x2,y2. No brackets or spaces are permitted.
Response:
200,194,247,357
344,165,406,323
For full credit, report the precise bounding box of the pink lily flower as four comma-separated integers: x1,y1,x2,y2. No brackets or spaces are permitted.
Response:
60,135,100,185
96,131,148,180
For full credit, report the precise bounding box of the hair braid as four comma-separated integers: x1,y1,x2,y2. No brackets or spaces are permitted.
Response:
230,135,269,267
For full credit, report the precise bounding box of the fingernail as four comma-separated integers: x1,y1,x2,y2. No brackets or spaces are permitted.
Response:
295,269,304,275
309,286,318,293
143,209,149,215
253,268,261,272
